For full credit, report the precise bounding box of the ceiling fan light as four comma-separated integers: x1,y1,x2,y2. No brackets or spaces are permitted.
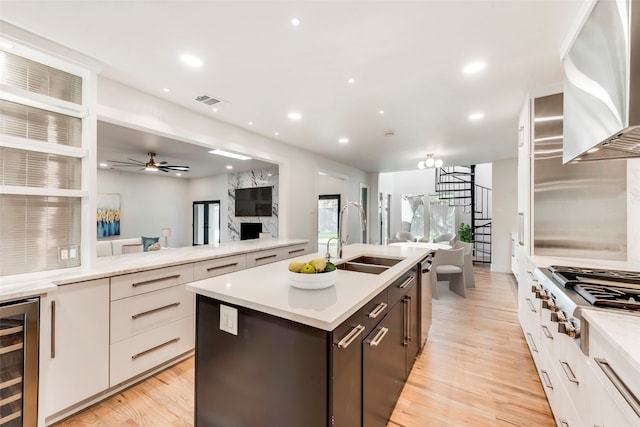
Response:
145,166,158,171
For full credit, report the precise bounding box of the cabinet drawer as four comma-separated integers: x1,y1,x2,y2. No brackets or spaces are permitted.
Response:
110,316,194,386
388,270,417,307
194,254,247,281
111,264,194,301
246,248,281,268
110,285,194,344
278,243,311,260
361,289,388,332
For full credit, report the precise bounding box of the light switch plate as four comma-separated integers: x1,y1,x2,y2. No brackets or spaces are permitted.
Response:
219,304,238,335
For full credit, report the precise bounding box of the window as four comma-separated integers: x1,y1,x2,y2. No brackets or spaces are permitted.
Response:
401,194,425,239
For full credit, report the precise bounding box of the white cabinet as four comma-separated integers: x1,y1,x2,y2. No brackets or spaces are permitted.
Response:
41,278,109,419
194,253,247,280
278,242,311,260
245,243,311,268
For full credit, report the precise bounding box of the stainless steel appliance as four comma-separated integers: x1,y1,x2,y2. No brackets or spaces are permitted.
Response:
534,265,640,354
419,253,433,348
563,0,640,163
0,298,39,427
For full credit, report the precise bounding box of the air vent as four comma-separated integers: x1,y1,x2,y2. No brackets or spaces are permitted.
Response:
195,95,221,106
384,130,395,136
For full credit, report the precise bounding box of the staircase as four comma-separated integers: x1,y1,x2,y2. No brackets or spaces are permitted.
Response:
435,165,492,263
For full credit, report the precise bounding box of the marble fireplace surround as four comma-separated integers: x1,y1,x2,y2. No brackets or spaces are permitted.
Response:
228,168,278,241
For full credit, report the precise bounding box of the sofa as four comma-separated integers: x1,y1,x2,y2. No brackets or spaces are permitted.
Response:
97,237,160,257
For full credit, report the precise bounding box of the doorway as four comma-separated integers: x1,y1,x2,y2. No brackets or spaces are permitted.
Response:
193,201,220,245
318,194,340,253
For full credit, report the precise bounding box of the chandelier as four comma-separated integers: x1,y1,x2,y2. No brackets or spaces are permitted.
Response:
417,154,443,169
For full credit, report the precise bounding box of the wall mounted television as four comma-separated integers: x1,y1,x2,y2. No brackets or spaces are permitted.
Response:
234,186,273,217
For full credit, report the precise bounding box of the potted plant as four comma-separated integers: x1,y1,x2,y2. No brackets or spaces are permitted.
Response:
458,222,472,243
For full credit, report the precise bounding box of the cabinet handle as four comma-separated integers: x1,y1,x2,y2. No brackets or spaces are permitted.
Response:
131,337,180,360
540,370,553,389
368,327,389,347
526,333,538,353
255,254,277,262
368,302,387,319
50,300,56,359
560,421,569,427
398,276,413,289
288,248,305,254
541,325,554,340
132,302,181,319
595,358,640,417
132,274,180,287
207,262,238,272
405,296,412,342
525,298,537,313
560,361,579,384
337,324,365,349
527,271,535,280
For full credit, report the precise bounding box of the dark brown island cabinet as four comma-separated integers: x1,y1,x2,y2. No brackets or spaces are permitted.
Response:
195,267,421,427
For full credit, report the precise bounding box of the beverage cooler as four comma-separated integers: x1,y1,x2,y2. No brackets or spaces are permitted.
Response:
0,298,39,427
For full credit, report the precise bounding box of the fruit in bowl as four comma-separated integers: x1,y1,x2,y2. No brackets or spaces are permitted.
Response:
288,258,337,289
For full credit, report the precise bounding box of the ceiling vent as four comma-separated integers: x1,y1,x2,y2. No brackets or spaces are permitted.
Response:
195,94,221,106
384,130,395,136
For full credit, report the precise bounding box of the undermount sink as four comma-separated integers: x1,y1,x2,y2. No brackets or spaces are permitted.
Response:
346,255,403,267
336,262,389,275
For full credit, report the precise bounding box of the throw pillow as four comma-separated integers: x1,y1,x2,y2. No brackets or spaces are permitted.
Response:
141,236,159,252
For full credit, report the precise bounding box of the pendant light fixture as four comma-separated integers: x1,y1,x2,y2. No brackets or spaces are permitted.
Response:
417,154,443,169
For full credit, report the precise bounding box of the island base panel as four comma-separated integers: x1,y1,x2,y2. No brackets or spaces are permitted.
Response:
195,294,328,427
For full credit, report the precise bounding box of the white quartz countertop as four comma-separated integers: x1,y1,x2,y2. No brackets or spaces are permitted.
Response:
0,238,307,302
187,243,432,331
581,309,640,392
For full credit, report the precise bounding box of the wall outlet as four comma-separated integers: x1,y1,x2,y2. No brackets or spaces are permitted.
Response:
69,246,78,259
219,304,238,335
60,248,69,260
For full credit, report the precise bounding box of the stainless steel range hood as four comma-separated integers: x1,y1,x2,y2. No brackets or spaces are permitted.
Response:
562,0,640,163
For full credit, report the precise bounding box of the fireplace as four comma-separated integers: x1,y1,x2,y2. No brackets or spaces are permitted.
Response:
240,222,262,240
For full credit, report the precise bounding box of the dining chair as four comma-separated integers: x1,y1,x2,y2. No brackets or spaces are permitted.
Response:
387,238,409,244
430,247,465,298
395,231,417,242
433,232,457,245
454,241,475,288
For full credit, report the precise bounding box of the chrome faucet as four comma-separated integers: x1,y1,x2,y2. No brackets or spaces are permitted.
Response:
325,236,337,261
338,202,367,259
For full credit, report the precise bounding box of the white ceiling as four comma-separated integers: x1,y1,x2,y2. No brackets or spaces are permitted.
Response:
1,1,585,174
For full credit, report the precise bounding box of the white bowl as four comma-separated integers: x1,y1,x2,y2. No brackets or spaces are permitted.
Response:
288,270,337,290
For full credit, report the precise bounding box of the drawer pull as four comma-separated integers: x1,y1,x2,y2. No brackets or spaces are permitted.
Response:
541,325,554,340
595,358,640,417
207,262,238,272
288,248,305,254
540,370,553,389
560,361,579,384
525,298,537,313
526,333,538,353
398,276,413,289
131,337,180,360
132,274,180,287
368,302,388,319
255,254,277,262
51,300,56,359
337,324,365,349
132,302,181,319
559,421,569,427
368,327,389,347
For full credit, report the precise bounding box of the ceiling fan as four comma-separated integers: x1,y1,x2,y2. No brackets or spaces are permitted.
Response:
108,152,189,173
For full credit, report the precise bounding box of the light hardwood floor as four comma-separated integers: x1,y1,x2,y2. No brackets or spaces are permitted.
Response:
54,266,554,426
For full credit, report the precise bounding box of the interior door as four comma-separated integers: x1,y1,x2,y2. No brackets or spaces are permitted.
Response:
193,201,220,245
318,194,340,253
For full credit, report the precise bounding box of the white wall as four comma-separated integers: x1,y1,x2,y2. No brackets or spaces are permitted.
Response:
491,158,518,272
97,169,191,247
628,158,640,263
97,78,369,249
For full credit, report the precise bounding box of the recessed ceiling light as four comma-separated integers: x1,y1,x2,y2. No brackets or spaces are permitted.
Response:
288,112,302,120
176,172,182,176
180,54,203,68
379,110,385,115
163,88,170,93
463,61,486,74
212,107,218,112
274,132,279,136
469,113,484,121
208,149,252,160
348,77,355,84
291,17,301,27
248,121,253,126
226,165,233,170
338,137,349,144
99,162,108,167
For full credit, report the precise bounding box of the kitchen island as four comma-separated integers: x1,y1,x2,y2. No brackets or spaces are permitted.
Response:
187,243,432,427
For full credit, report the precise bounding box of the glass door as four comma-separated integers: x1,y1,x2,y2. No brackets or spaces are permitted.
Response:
193,201,220,245
318,195,340,253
